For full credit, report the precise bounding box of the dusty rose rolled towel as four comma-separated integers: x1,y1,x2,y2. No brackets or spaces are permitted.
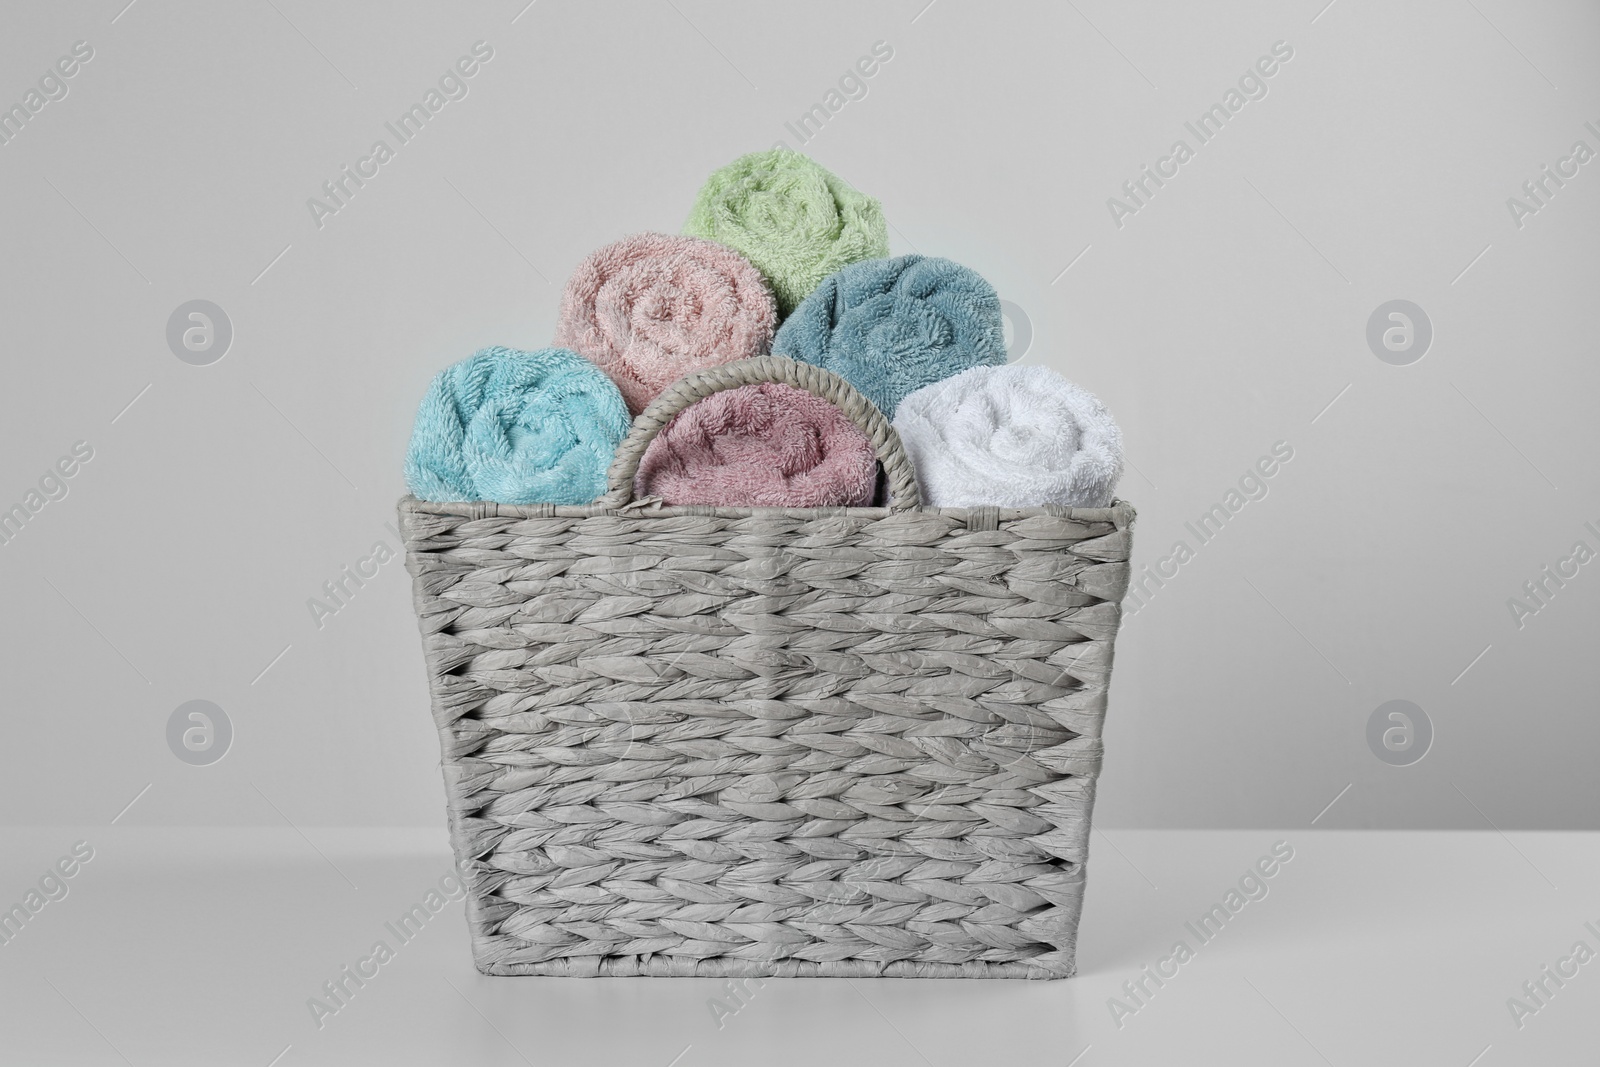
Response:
554,233,777,416
634,382,877,508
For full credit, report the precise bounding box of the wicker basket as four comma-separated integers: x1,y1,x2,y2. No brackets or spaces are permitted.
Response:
399,355,1134,978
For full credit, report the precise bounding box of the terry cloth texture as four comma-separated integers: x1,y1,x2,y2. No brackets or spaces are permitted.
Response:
892,364,1123,508
683,149,888,318
633,381,877,508
775,254,1007,420
555,233,776,417
405,346,629,506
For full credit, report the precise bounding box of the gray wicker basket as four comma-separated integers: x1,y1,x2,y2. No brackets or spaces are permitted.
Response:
399,355,1134,978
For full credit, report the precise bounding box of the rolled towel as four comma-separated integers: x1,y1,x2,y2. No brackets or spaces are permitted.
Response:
683,149,888,318
633,382,877,508
775,254,1008,420
405,346,629,506
892,364,1123,508
554,233,777,416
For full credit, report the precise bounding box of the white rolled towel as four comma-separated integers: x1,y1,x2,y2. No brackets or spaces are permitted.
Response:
892,364,1123,508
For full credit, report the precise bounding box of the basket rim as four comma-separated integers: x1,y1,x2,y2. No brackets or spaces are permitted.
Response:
398,494,1136,526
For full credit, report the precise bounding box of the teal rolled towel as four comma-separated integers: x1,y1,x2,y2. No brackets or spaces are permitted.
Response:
404,346,629,505
774,255,1008,420
684,149,888,318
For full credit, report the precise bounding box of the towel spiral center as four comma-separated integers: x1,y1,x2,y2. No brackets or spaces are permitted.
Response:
556,233,776,416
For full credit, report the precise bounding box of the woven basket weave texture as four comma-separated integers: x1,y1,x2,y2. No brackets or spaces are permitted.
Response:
401,357,1134,978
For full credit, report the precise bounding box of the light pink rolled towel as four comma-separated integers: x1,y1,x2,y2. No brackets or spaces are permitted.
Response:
555,233,777,416
634,383,877,508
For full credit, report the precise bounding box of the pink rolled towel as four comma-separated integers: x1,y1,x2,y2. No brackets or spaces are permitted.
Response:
555,233,777,416
634,383,877,508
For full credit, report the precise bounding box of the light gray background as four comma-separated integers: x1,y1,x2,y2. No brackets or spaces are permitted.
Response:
2,0,1597,834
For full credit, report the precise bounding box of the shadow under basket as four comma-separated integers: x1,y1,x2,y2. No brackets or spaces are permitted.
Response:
399,356,1135,978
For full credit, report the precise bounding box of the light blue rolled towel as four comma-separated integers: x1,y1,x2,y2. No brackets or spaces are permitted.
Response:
405,346,629,505
773,255,1007,420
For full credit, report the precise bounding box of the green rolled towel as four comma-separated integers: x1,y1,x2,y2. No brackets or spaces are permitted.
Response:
684,149,888,318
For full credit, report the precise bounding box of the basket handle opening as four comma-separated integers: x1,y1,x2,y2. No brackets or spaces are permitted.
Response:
599,355,922,512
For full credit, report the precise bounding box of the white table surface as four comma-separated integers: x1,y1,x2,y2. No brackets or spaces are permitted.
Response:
2,828,1593,1066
